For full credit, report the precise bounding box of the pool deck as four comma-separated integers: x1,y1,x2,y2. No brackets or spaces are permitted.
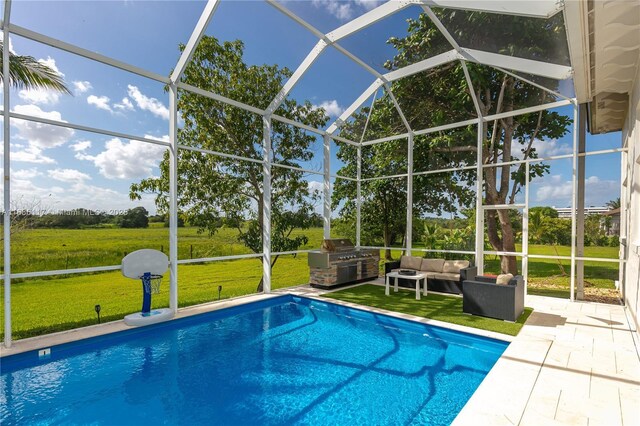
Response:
1,282,638,426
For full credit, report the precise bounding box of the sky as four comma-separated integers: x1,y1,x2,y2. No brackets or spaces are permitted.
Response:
1,0,623,218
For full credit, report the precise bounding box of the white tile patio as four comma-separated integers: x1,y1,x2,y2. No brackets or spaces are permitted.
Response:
453,294,639,426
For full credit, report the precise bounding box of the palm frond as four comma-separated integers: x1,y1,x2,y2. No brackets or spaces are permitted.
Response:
0,41,71,94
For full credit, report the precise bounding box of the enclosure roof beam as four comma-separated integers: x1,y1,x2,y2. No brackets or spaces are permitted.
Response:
384,83,412,132
361,98,570,145
458,48,574,80
482,99,572,121
421,6,482,117
420,0,563,18
265,39,327,115
266,0,327,40
324,0,561,45
491,65,571,101
383,50,459,81
421,5,461,51
326,50,458,134
267,1,411,132
170,0,220,84
9,24,170,84
326,1,418,43
327,79,384,134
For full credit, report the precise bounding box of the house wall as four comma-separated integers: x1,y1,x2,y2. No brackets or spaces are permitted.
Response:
621,62,640,334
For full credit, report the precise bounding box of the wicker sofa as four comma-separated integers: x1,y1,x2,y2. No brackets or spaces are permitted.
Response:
462,275,525,322
384,255,477,295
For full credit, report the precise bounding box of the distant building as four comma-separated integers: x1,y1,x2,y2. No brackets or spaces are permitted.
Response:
553,206,610,219
601,208,620,236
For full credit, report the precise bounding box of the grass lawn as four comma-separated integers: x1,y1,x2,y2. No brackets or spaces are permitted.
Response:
322,284,533,336
2,225,325,274
482,244,619,302
0,225,619,340
0,254,312,340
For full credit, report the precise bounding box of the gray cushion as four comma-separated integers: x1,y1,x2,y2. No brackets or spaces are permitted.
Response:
442,260,470,274
420,258,445,272
433,272,460,281
399,256,422,270
496,273,514,285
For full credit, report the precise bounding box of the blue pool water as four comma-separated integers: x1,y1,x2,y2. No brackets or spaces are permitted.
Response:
1,295,507,425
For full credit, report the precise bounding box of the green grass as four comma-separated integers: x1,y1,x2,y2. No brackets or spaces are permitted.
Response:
0,253,312,340
483,244,619,298
323,284,533,336
1,226,325,274
0,226,619,339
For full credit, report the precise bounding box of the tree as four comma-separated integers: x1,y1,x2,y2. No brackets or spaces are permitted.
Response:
529,206,559,219
130,36,327,291
333,99,476,260
606,198,620,210
335,10,572,274
119,207,149,229
529,208,568,275
422,223,440,251
0,41,70,94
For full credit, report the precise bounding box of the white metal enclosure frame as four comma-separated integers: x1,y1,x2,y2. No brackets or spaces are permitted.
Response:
0,0,627,347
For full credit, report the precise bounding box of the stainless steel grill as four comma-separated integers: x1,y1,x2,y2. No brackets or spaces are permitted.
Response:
308,239,380,288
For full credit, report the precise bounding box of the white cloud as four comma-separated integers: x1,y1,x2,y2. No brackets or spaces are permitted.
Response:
311,0,383,20
12,146,56,164
11,168,41,179
308,180,323,194
313,99,344,117
48,168,91,184
113,97,135,112
12,104,75,148
15,57,65,106
38,57,64,78
534,174,570,203
70,140,92,152
78,136,166,179
312,0,354,20
72,80,93,94
127,85,169,120
354,0,384,10
534,174,619,207
18,89,60,105
10,177,159,214
87,95,113,113
0,33,15,54
514,138,572,160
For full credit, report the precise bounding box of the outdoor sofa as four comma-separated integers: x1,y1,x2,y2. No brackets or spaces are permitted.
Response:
384,256,477,295
462,275,525,322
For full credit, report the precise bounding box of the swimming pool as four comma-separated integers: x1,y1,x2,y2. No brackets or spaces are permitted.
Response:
1,295,508,425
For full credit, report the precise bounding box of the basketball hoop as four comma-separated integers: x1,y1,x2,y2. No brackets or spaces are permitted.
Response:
140,273,163,295
121,249,173,326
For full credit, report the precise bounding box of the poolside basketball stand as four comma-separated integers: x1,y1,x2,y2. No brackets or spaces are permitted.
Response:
122,249,174,327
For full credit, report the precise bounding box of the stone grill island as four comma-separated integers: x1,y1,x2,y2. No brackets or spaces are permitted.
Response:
308,239,380,289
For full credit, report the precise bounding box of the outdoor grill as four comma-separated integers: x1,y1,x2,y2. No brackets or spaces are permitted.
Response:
308,238,380,288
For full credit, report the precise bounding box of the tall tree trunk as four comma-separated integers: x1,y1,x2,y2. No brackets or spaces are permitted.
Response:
496,209,518,274
485,210,502,253
383,224,392,260
256,254,280,292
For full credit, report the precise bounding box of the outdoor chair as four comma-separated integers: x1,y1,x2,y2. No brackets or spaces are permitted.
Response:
462,275,524,322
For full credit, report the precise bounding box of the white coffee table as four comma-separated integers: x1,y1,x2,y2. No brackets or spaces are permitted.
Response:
385,271,428,300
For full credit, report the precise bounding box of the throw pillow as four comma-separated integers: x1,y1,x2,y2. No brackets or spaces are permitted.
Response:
420,258,445,272
399,256,412,269
442,260,470,274
496,273,514,285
